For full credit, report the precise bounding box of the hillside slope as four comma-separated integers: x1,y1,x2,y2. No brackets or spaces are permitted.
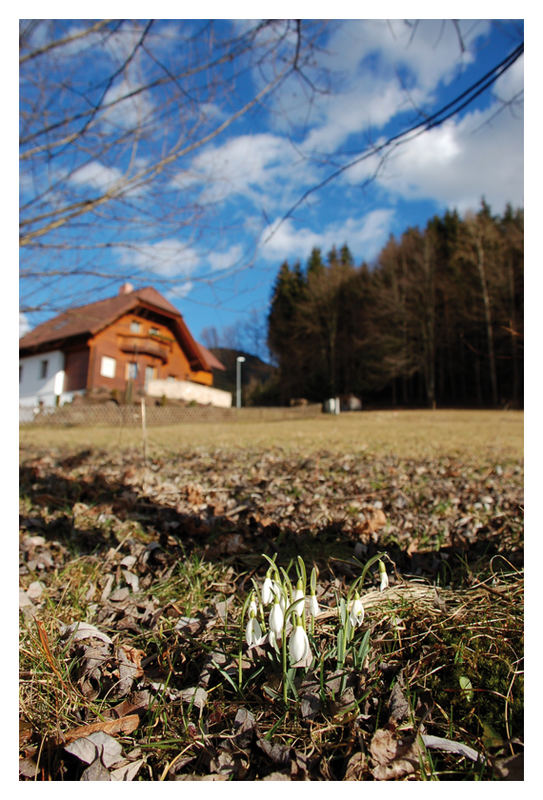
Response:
209,348,276,396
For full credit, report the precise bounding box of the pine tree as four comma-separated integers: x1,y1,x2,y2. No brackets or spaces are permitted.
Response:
306,247,324,276
339,244,354,266
267,261,307,403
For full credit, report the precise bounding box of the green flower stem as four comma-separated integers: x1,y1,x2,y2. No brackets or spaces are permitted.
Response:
349,551,386,601
282,623,288,705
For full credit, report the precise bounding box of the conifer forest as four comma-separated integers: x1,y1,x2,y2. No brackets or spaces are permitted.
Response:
266,202,523,409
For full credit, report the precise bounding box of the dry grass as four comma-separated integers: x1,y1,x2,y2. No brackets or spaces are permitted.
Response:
19,409,524,780
20,409,523,460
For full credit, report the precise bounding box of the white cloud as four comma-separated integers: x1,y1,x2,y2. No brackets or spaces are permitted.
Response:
167,282,194,300
172,133,313,208
302,80,418,153
344,99,523,214
270,20,491,152
69,162,125,192
492,52,524,101
68,160,148,198
259,209,394,264
207,244,243,273
119,239,200,278
19,313,31,338
101,77,154,131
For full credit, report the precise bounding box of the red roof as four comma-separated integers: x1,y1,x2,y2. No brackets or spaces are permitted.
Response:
19,286,225,372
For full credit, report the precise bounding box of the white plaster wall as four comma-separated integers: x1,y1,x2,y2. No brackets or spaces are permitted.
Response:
148,378,232,408
19,350,66,407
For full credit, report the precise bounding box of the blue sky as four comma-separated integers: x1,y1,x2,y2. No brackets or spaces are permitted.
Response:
19,15,524,356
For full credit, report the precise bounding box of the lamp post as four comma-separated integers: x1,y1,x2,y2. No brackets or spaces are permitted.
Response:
236,356,246,409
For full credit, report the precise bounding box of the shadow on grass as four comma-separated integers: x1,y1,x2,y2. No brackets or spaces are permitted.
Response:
19,448,523,587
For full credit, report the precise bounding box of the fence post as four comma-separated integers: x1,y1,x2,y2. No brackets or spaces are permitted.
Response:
141,398,147,465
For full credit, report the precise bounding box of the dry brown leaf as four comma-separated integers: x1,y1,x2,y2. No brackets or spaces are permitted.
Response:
80,760,111,781
344,751,368,780
60,621,113,645
59,713,140,744
367,507,387,532
262,771,290,780
372,758,418,781
370,728,421,781
65,731,123,767
114,644,146,697
104,690,150,720
19,721,33,748
388,682,410,723
117,644,145,677
492,752,524,780
179,687,208,710
406,537,420,557
19,757,38,779
110,758,145,781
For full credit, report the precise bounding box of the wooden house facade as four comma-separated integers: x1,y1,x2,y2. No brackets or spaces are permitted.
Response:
19,284,229,409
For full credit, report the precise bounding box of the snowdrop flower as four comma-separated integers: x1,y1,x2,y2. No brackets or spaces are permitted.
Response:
379,560,389,592
261,574,276,605
248,592,258,617
269,599,284,638
291,578,304,616
245,611,262,647
308,593,320,618
348,592,364,627
289,617,311,664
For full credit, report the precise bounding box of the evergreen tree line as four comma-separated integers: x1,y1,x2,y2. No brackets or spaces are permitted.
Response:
265,202,523,409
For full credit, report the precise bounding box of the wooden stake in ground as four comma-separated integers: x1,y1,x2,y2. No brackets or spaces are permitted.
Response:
141,398,147,467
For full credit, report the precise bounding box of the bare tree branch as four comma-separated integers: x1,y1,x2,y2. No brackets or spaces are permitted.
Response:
19,19,113,64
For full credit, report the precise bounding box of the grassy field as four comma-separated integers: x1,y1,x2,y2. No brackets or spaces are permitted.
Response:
19,410,524,781
20,409,524,459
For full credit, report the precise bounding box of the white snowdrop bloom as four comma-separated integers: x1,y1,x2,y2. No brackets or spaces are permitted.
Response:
289,621,311,664
379,560,389,592
249,593,258,617
348,594,365,627
269,599,284,637
245,613,262,647
308,593,320,617
261,576,275,605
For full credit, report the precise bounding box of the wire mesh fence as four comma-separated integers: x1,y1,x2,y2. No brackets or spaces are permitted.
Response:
20,403,323,427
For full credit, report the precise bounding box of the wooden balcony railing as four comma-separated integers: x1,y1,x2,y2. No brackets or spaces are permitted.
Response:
117,334,171,362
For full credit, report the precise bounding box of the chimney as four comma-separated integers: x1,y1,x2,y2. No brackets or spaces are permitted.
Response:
119,282,134,295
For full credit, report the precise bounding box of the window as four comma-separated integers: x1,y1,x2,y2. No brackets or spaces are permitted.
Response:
100,356,116,378
127,362,138,380
130,320,141,333
149,326,159,336
40,359,48,379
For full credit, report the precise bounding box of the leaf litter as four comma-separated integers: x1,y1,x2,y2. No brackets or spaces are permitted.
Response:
19,441,523,780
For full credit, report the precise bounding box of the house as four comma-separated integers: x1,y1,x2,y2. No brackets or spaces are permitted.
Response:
19,283,231,410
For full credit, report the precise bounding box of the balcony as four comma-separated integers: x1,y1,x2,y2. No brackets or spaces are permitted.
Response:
117,334,171,362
